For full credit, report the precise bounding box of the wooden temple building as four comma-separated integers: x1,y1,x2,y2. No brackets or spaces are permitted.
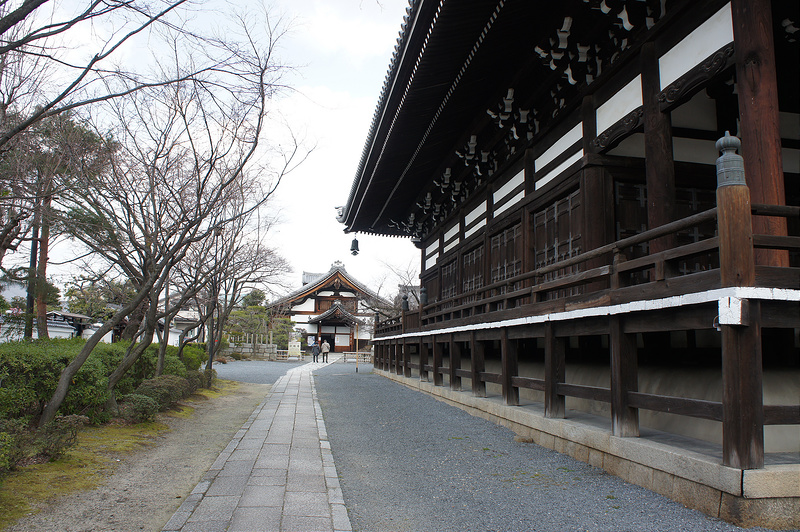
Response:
338,0,799,526
268,262,391,352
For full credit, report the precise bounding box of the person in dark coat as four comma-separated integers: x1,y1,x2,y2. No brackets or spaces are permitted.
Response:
311,341,320,363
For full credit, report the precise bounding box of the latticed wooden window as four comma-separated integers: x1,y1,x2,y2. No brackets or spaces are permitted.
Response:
532,190,583,298
440,259,458,302
462,244,484,296
490,222,522,287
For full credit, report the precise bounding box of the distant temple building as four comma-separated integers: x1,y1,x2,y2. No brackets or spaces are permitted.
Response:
268,262,392,352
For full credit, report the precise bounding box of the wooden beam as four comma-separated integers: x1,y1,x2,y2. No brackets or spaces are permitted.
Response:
544,322,566,419
610,316,639,437
731,0,789,267
500,328,519,406
470,331,486,397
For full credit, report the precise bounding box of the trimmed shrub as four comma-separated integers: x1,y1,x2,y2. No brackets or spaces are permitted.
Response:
0,338,97,423
181,345,204,371
119,394,159,423
134,375,191,410
184,371,204,394
36,415,88,460
0,419,29,473
0,415,87,476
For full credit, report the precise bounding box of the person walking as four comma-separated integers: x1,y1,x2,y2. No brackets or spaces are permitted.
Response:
311,341,320,363
321,339,330,363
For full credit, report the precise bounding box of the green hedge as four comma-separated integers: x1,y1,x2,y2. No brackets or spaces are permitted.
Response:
0,339,204,425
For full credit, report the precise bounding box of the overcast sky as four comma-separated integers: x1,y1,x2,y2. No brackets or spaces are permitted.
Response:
31,0,420,301
257,0,419,297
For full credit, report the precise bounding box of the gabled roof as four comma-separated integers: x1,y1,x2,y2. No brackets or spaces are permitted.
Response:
268,261,391,309
47,310,92,321
308,302,365,326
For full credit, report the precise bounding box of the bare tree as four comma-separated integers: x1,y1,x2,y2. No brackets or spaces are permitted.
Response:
39,7,303,426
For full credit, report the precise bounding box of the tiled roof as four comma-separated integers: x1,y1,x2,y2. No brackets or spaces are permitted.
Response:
268,261,391,309
307,301,365,325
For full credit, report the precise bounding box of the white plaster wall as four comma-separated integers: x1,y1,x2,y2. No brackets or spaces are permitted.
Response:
465,200,487,226
535,151,583,190
425,252,439,270
464,219,486,240
81,326,113,343
535,122,583,170
493,169,525,204
425,241,439,257
597,77,642,134
335,334,350,347
444,223,460,243
292,299,315,312
659,3,733,89
493,190,525,216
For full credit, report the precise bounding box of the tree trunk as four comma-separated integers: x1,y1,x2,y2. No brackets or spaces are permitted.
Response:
155,326,168,376
24,211,39,340
121,299,148,341
35,194,52,339
38,276,158,427
105,301,158,413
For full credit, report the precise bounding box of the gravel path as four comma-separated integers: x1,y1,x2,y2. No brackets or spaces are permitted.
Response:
210,359,306,384
313,363,778,532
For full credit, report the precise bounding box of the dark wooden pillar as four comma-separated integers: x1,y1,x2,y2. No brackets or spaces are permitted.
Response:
500,328,519,406
641,41,676,253
731,0,788,267
722,302,764,469
580,93,615,294
432,337,443,386
395,341,403,376
717,137,763,468
403,338,411,378
544,322,565,419
610,316,639,437
450,336,462,391
470,331,486,397
420,340,429,382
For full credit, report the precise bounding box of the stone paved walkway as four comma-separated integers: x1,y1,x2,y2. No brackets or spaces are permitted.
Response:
162,360,351,532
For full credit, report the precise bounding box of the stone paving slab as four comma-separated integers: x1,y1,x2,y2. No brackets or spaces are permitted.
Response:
163,360,352,532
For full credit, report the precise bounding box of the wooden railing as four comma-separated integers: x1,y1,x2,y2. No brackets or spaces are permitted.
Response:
376,203,798,336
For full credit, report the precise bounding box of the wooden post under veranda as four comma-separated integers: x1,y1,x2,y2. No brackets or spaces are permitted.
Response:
716,133,763,469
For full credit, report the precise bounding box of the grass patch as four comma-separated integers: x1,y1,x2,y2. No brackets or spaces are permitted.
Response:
0,421,168,529
0,377,244,530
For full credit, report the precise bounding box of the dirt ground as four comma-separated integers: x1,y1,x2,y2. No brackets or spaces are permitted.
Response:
5,382,270,532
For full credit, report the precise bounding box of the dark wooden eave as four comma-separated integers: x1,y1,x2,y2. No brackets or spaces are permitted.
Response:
342,0,548,236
